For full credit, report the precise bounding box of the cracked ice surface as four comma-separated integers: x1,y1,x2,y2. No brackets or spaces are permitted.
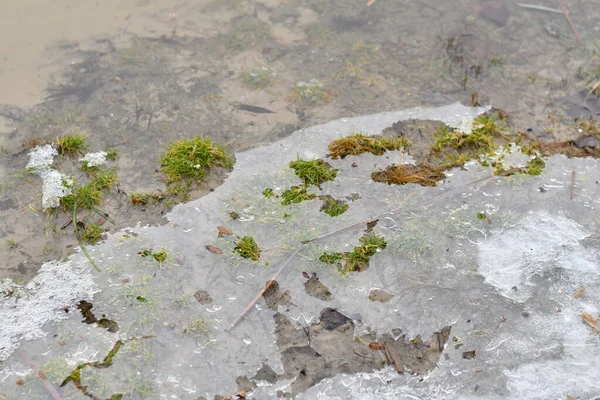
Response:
1,103,599,399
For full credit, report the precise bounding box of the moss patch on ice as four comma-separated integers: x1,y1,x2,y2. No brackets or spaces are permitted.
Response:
319,233,387,274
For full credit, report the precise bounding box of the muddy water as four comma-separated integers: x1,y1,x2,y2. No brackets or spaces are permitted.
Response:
1,0,599,283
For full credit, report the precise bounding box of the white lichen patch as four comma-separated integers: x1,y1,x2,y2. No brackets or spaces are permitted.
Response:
80,151,107,167
27,145,73,209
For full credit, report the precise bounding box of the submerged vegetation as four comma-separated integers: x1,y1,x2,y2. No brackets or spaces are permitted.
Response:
319,195,349,217
242,67,274,90
289,79,333,107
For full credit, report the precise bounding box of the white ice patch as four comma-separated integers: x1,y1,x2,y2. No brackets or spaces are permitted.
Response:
0,258,98,361
79,151,107,167
27,144,73,209
477,211,593,302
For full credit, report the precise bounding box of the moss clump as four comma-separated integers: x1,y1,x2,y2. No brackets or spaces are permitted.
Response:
526,157,545,176
105,148,119,160
80,222,105,244
320,195,349,217
319,252,343,264
289,158,337,188
328,133,409,159
371,163,447,187
55,131,89,157
129,192,166,206
281,185,317,206
262,188,275,198
160,137,233,186
242,67,274,90
320,233,387,274
234,236,261,261
138,248,168,263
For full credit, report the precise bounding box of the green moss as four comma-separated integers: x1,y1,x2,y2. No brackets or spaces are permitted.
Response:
328,133,409,159
160,136,232,186
263,188,275,198
138,248,168,263
80,222,105,244
281,185,317,205
477,212,487,220
319,252,343,264
54,131,89,157
526,157,545,175
320,233,387,274
289,158,337,188
234,236,261,261
105,148,119,160
130,192,166,205
320,195,349,217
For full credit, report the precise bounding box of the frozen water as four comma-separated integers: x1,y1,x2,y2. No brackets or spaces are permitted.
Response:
26,144,73,209
1,103,599,399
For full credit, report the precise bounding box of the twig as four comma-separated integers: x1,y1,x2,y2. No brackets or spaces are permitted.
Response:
366,0,377,6
18,349,65,400
570,169,576,200
515,3,561,13
73,204,101,272
226,246,302,331
557,0,583,45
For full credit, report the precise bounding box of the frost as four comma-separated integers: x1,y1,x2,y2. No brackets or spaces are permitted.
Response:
27,144,73,209
79,151,107,167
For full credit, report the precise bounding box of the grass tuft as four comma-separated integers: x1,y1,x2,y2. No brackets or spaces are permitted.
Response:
160,137,232,186
55,132,89,157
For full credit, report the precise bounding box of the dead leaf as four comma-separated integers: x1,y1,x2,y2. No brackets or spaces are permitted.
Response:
567,395,576,400
580,312,599,334
16,379,24,386
462,349,477,359
217,226,233,236
205,245,223,254
574,287,585,298
369,342,385,350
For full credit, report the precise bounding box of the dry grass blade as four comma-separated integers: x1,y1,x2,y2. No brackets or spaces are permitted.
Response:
580,312,599,334
557,0,583,45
